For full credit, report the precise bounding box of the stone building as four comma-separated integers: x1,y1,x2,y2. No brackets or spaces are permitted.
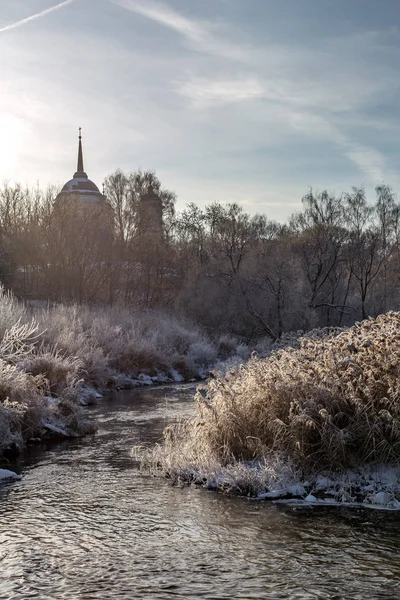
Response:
137,183,163,239
48,129,114,303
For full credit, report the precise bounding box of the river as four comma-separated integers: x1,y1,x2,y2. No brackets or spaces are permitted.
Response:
1,384,400,599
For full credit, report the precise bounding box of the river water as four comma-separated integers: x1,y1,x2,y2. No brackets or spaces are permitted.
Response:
1,385,400,599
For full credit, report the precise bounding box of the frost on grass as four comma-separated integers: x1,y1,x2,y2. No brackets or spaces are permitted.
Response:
35,304,218,386
0,286,222,457
146,312,400,509
0,288,94,456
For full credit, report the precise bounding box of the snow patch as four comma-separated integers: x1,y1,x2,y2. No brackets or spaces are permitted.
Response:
42,422,69,437
137,373,153,386
169,369,184,383
304,494,317,502
162,460,400,511
287,484,307,496
0,468,21,482
258,489,288,499
79,386,100,406
45,396,60,406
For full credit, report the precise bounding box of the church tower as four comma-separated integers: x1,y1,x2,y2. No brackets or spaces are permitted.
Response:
55,129,106,205
137,184,163,238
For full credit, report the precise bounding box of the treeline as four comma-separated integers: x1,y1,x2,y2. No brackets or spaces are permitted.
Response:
2,172,400,341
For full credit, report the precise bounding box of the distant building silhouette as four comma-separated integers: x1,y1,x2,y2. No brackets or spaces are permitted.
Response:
55,128,107,206
55,129,163,241
137,184,163,238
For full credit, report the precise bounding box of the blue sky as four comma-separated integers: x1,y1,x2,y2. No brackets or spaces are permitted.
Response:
1,0,400,221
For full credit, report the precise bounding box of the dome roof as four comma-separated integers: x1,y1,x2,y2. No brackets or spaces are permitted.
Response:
59,176,105,204
56,129,105,205
61,177,100,193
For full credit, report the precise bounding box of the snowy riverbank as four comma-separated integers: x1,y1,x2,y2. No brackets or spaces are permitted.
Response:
0,287,228,459
150,458,400,510
148,312,400,512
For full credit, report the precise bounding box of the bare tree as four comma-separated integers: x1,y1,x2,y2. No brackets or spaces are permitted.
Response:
103,169,176,242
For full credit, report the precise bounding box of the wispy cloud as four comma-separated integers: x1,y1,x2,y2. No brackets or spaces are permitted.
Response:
113,0,205,41
117,0,393,186
0,0,76,34
342,143,387,183
111,0,248,61
179,78,265,107
176,65,396,185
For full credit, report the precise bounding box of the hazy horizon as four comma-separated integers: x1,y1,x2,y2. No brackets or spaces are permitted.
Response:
1,0,400,221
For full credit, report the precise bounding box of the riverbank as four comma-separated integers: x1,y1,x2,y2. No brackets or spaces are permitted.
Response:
147,311,400,510
149,456,400,510
0,287,235,459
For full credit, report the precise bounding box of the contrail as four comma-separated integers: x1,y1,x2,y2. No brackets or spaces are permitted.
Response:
0,0,76,33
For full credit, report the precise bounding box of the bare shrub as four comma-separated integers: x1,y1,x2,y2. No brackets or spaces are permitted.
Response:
187,341,217,368
235,343,250,361
34,305,212,381
35,305,110,387
217,334,239,358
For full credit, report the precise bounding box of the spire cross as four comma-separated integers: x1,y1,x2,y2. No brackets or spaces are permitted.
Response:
75,126,86,177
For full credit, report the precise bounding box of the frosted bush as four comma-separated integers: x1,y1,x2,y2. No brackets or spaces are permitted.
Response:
0,359,40,404
187,341,217,367
152,312,400,485
20,350,83,397
235,343,250,361
217,334,239,358
0,402,23,453
0,287,27,340
0,288,228,456
36,307,110,387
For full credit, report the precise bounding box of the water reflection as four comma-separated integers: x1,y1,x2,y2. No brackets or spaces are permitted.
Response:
1,385,400,599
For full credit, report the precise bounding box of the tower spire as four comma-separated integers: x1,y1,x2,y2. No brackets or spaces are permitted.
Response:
74,127,87,178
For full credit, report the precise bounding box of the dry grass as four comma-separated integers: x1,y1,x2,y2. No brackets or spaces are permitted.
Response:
0,289,95,455
153,312,400,482
20,350,83,397
0,287,218,456
34,305,216,384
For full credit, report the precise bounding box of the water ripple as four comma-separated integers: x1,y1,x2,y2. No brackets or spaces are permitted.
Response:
1,386,400,599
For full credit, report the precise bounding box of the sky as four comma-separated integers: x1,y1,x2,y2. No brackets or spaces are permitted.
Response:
1,0,400,222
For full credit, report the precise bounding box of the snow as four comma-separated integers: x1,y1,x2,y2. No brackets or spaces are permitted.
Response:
170,461,400,511
287,484,307,496
110,369,185,388
137,373,153,386
79,385,100,406
370,491,390,505
169,369,184,383
304,494,317,502
152,371,172,383
258,489,288,499
0,469,21,482
255,465,400,510
45,396,60,405
43,422,69,436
